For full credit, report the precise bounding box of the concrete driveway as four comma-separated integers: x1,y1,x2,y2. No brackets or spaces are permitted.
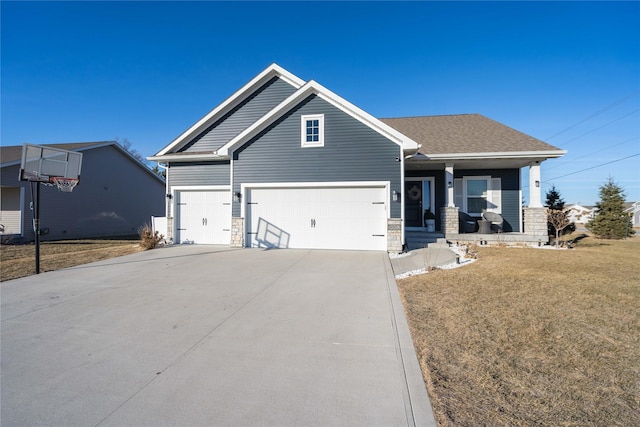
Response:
1,246,434,426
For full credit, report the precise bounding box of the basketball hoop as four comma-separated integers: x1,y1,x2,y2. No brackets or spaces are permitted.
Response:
51,177,79,192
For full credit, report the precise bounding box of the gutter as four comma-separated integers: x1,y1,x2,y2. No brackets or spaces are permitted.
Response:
414,150,567,161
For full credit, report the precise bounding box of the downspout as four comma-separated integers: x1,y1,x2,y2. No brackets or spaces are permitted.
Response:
155,162,171,242
400,147,406,250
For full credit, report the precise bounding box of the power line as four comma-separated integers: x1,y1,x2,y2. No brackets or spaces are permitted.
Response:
545,136,640,172
543,152,640,182
545,89,640,141
557,108,640,147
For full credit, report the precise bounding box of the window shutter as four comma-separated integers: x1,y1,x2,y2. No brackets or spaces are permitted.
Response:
488,178,502,213
454,178,463,209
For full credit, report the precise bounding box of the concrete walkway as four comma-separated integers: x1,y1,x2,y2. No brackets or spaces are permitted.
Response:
1,246,435,426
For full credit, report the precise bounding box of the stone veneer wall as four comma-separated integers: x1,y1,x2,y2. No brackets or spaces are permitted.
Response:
523,207,549,242
166,217,174,244
230,217,244,248
387,218,403,253
441,207,459,235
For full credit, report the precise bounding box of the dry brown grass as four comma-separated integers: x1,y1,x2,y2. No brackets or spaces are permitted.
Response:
398,235,640,426
0,239,144,281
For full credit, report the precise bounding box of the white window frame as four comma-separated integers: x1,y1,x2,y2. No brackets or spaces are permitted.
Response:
459,176,501,216
301,114,324,147
463,176,490,216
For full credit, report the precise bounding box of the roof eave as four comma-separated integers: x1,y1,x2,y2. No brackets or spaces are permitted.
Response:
147,153,229,162
156,63,305,156
418,150,567,161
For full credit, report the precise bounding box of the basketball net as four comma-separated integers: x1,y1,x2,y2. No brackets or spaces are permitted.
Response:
51,177,79,192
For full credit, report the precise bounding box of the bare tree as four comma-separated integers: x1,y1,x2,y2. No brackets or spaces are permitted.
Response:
547,208,572,249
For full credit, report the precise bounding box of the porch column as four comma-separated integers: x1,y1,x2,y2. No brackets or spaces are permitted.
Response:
445,163,455,207
529,161,542,208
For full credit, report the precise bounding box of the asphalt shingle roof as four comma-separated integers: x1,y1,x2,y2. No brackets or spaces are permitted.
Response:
380,114,562,155
0,142,110,165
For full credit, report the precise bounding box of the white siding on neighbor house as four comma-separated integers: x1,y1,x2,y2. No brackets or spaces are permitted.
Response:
0,186,23,235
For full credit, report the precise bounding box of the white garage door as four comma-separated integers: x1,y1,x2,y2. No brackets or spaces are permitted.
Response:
245,185,388,251
175,190,231,244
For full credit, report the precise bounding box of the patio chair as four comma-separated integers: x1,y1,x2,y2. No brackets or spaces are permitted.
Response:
482,211,504,233
459,211,478,233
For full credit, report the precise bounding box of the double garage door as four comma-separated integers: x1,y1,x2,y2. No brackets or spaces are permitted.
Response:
175,190,231,244
245,185,388,251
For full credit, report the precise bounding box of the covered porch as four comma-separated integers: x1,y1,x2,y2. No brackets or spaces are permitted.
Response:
402,156,551,248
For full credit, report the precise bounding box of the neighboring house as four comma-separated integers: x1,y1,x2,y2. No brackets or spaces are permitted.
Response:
1,141,165,242
624,201,640,227
149,64,565,252
566,204,595,224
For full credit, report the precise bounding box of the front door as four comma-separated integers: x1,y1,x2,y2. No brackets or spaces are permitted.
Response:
404,179,434,228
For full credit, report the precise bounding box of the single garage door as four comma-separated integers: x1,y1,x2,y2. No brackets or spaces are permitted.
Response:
245,185,388,251
175,190,231,244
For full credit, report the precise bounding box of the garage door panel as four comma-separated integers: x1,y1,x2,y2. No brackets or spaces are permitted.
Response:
246,186,387,251
176,190,231,244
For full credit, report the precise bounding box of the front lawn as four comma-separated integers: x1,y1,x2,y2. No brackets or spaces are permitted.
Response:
397,236,640,426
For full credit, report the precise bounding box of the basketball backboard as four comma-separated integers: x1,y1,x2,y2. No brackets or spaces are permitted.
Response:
19,143,82,183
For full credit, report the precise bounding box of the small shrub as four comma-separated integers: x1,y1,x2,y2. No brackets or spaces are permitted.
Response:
138,224,164,250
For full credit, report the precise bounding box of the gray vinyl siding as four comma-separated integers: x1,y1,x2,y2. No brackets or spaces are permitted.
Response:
168,161,230,187
454,169,520,232
181,77,298,153
2,145,165,241
232,94,403,217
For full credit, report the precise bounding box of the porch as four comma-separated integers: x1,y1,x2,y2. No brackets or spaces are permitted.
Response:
405,230,547,251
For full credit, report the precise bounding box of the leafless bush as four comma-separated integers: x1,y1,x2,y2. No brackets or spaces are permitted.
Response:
138,224,164,250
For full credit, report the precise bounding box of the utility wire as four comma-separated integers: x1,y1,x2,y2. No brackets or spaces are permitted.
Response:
545,89,640,141
556,108,640,147
543,152,640,182
523,151,640,191
545,136,640,172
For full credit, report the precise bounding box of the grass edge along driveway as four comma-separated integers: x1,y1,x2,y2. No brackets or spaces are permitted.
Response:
397,236,640,427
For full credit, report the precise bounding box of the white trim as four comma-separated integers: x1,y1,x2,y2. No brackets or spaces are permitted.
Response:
300,114,325,147
404,177,435,231
421,150,567,160
148,153,225,162
240,181,391,221
218,80,419,156
156,64,305,156
400,147,406,246
462,176,491,216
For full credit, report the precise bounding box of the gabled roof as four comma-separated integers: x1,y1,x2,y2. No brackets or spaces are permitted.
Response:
155,63,305,156
1,141,165,183
1,142,110,167
216,80,419,156
380,114,565,159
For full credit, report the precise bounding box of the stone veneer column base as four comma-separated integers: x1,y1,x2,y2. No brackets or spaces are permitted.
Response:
441,207,459,236
166,217,174,244
230,217,244,248
523,207,549,243
387,218,403,253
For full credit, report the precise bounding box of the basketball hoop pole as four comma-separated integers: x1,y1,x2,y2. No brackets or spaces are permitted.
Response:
32,181,41,274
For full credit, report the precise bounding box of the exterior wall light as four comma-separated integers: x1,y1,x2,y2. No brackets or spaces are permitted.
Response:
392,191,399,201
233,192,242,202
535,180,540,188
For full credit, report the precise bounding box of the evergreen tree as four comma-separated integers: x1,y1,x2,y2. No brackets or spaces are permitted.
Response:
545,185,575,237
587,177,634,239
545,185,565,210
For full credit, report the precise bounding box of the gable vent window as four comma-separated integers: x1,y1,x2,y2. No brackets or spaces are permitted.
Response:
301,114,324,147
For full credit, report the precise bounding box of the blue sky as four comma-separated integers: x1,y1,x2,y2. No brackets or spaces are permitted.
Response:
2,1,639,205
